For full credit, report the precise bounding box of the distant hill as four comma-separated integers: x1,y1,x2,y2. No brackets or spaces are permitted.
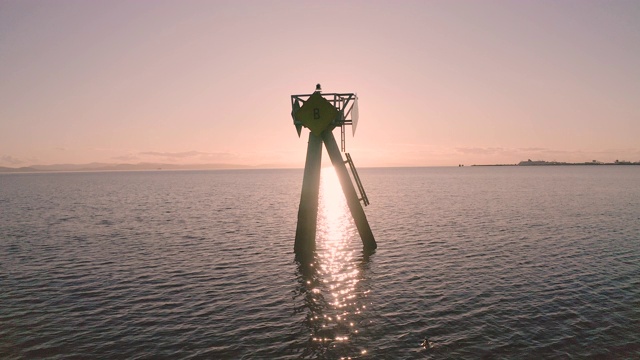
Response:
0,162,267,173
0,166,39,173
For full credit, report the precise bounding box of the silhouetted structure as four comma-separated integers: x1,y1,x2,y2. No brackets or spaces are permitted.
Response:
291,85,376,256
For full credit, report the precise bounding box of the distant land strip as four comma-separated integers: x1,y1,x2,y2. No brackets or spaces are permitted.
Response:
472,159,640,167
0,162,294,173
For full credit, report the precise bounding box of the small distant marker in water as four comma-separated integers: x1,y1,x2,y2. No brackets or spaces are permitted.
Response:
421,337,431,349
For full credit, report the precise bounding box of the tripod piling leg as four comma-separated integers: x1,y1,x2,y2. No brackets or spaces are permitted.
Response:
294,132,323,255
322,131,376,251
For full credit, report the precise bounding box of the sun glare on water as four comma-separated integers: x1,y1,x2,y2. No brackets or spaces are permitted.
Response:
304,167,369,356
318,167,353,248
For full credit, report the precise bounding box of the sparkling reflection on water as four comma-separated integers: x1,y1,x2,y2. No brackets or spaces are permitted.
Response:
2,167,639,359
294,168,371,358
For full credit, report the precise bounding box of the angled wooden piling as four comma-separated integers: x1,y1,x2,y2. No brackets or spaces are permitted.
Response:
322,131,377,251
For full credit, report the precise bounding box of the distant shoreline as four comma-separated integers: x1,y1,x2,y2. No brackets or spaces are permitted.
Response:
472,160,640,167
2,160,640,173
0,162,295,173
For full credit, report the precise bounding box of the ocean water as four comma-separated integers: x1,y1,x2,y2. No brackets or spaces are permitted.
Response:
1,166,639,359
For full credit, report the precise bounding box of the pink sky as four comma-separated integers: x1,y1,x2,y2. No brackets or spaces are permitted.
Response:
1,0,639,167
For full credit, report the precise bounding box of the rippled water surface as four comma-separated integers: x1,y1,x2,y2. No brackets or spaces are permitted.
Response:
1,167,639,359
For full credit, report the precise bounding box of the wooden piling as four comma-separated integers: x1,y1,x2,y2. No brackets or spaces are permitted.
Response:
322,131,377,251
294,132,323,255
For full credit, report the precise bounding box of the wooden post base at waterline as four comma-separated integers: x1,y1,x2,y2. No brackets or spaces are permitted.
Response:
294,130,376,255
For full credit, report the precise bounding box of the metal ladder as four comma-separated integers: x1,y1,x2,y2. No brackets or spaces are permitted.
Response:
344,153,369,206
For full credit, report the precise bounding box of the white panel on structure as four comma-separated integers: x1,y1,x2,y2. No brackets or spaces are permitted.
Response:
352,96,359,136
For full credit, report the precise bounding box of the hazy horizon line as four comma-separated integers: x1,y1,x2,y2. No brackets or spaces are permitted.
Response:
2,159,639,173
